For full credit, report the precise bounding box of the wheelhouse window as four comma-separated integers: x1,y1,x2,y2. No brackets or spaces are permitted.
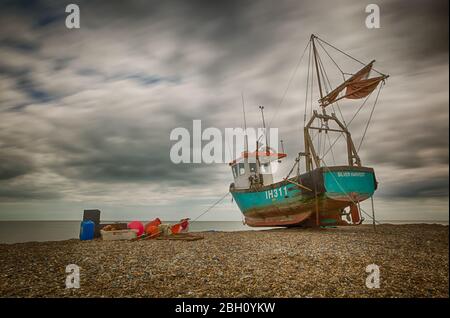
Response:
260,163,270,174
232,164,238,178
249,163,257,173
238,163,246,175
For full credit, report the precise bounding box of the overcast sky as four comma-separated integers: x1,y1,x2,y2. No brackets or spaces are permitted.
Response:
0,0,448,221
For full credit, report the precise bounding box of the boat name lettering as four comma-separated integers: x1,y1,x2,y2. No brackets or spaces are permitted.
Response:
337,172,366,177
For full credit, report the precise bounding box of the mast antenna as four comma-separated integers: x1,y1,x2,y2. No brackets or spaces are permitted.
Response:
278,139,285,163
259,105,269,152
241,92,249,152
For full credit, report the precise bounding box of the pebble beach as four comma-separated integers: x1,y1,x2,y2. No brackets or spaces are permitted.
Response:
0,224,448,298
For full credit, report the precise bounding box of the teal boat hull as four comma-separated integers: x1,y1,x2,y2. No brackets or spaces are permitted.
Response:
230,166,377,227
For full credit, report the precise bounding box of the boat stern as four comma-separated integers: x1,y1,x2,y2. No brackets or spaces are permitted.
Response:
322,166,377,202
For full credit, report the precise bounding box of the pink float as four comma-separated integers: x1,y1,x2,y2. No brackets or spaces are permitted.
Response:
127,221,144,237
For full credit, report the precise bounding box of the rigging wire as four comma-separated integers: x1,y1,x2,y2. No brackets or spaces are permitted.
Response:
310,43,315,120
316,49,341,122
315,43,347,126
327,133,336,165
322,129,328,163
317,51,330,94
317,125,322,158
225,138,233,164
266,40,311,131
315,36,385,76
316,79,384,159
357,81,384,152
317,39,346,81
303,43,312,128
320,90,375,159
256,40,310,147
191,192,230,222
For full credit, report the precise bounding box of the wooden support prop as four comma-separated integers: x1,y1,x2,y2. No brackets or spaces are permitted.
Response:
284,178,313,192
371,196,376,232
315,194,320,227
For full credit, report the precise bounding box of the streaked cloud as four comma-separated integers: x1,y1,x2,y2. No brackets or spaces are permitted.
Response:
0,0,448,219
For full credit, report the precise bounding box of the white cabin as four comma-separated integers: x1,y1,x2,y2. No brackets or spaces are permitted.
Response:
229,148,286,189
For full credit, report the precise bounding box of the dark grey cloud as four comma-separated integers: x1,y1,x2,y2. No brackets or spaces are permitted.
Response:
49,127,224,186
365,101,449,169
388,176,449,198
0,38,39,52
381,0,449,61
0,0,448,218
0,64,54,108
0,153,34,180
0,184,62,200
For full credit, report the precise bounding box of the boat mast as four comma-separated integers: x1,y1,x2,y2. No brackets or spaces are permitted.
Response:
311,34,324,104
241,92,249,153
259,105,269,152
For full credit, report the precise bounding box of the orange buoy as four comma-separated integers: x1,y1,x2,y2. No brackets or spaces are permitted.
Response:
171,218,190,234
145,225,160,237
171,223,182,234
144,218,161,234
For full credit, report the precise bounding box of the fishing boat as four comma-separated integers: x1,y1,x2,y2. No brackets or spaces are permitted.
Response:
229,34,388,227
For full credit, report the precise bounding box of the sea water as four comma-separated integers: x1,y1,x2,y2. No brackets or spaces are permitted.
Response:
0,220,447,244
0,221,268,244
